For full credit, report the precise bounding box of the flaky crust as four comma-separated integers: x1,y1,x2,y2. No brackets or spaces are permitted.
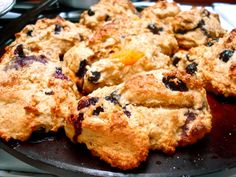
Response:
65,69,212,169
0,55,79,141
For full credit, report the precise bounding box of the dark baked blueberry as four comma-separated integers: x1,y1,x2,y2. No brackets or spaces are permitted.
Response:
88,71,101,83
105,14,111,21
92,106,104,116
172,56,181,67
147,23,163,35
26,30,33,37
176,19,206,35
197,19,205,28
76,59,88,78
123,106,131,118
196,20,211,37
88,9,95,16
45,90,54,95
206,41,213,47
186,54,194,62
185,111,196,121
105,92,121,105
123,110,131,117
175,29,187,34
77,97,99,110
162,76,188,92
219,50,234,63
186,62,198,75
206,38,219,47
201,27,210,37
89,97,99,106
59,54,64,61
14,44,25,58
54,67,69,80
182,111,197,131
54,24,62,34
5,54,47,70
72,113,84,142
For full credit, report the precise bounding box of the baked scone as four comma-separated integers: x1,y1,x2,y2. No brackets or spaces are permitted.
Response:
64,17,178,93
0,46,80,141
65,69,212,170
141,0,180,28
1,16,91,64
172,7,226,49
201,29,236,97
79,0,138,30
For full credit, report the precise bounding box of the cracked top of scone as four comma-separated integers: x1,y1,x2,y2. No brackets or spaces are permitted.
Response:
79,0,138,30
141,0,180,27
1,16,91,64
64,17,178,93
0,52,80,141
172,7,226,49
65,69,211,170
200,29,236,97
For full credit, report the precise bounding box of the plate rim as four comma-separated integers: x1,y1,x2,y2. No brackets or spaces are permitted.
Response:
0,0,16,17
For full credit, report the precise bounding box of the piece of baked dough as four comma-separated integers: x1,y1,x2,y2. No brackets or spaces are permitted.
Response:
0,49,80,141
65,69,212,170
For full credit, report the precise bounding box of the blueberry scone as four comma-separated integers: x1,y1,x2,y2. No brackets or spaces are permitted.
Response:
65,69,212,170
64,17,178,93
79,0,138,30
201,29,236,97
172,29,236,97
0,45,80,141
172,7,226,49
1,16,91,64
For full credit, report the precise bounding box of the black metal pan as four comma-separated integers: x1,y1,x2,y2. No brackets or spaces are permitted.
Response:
0,93,236,177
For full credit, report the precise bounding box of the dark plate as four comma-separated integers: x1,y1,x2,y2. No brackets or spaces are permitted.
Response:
0,93,236,177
